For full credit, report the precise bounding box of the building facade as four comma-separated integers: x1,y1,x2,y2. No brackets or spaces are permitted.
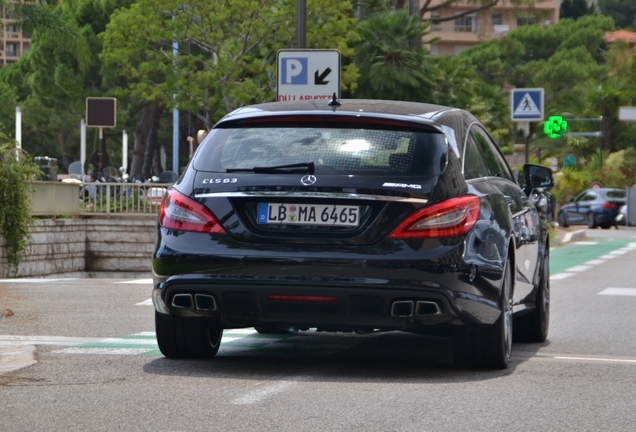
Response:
1,5,31,67
424,0,561,56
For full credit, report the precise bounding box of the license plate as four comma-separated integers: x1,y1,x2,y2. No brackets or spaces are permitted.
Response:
257,203,359,226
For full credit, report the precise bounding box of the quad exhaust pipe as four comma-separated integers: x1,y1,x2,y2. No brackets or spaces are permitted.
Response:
171,293,217,311
390,300,440,317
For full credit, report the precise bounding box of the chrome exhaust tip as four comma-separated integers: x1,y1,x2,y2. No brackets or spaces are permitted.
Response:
172,293,194,309
194,294,217,311
391,301,414,317
415,301,441,316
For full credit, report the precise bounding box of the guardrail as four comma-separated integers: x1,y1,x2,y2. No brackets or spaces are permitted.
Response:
29,181,172,216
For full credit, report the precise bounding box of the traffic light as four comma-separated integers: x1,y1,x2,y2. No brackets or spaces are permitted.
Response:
544,115,568,139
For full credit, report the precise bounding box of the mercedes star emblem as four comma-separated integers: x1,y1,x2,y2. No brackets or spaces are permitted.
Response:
300,175,317,186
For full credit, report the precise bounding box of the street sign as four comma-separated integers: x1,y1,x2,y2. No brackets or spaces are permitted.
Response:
86,97,117,128
511,88,544,121
544,115,568,138
277,49,340,102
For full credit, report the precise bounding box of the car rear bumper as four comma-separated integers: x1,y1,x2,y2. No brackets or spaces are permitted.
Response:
152,266,503,332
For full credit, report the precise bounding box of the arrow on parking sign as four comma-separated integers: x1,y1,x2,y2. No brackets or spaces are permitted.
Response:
315,67,332,85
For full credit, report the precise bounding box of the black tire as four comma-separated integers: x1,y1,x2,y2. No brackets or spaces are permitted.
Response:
514,252,549,343
587,212,597,229
452,259,513,369
601,224,612,230
155,311,222,359
558,212,569,228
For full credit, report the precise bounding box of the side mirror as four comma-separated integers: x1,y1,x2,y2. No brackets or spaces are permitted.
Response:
523,164,554,189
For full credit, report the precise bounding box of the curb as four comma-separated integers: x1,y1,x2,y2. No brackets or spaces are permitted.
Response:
561,229,587,244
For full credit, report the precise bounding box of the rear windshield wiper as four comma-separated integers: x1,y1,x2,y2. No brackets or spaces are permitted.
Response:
226,162,315,174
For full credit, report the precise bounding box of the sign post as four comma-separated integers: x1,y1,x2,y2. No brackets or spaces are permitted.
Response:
86,97,117,178
277,49,340,102
511,88,544,164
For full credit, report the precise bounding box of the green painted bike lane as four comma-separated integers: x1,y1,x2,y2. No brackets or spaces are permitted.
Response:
550,236,633,275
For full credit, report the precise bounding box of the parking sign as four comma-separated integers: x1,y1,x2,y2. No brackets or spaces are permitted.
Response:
277,49,340,102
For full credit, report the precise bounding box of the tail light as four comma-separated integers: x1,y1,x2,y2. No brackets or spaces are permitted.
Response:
389,195,480,239
159,189,226,234
602,202,618,210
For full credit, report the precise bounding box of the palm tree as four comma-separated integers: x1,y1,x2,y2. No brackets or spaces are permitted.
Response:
354,9,441,102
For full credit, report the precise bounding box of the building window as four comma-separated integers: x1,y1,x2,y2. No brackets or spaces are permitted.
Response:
430,44,440,56
431,11,442,32
517,15,537,26
492,13,503,26
6,24,17,33
7,43,18,57
454,14,476,33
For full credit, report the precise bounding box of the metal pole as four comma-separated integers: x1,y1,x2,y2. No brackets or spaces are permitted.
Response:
98,127,105,178
172,39,179,174
297,0,306,48
81,119,86,176
15,106,21,161
122,130,128,174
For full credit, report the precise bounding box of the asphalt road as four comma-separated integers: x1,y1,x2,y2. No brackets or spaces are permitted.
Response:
1,228,636,431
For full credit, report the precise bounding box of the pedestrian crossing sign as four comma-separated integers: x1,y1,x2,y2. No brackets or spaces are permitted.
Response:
511,88,544,121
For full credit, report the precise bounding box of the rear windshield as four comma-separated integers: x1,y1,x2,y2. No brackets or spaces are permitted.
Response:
193,126,447,176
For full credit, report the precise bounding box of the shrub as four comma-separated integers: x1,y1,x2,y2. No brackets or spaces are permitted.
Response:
0,136,40,276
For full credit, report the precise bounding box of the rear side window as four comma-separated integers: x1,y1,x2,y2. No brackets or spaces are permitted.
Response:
193,126,448,177
605,190,626,199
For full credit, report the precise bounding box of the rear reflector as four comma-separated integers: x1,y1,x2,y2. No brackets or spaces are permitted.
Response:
268,295,338,303
389,195,480,238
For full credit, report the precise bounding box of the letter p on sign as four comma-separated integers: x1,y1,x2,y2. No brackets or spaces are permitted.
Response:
282,58,307,85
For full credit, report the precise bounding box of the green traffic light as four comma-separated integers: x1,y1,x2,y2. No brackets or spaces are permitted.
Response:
544,115,568,139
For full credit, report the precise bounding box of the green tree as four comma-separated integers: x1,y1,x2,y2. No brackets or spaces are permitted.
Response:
101,0,359,129
598,0,636,29
0,137,40,275
560,0,597,20
354,9,441,101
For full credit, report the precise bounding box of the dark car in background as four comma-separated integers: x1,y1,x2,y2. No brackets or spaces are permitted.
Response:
558,188,626,229
152,98,554,369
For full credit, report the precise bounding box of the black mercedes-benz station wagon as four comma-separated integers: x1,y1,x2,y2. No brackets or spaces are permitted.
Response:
152,98,554,369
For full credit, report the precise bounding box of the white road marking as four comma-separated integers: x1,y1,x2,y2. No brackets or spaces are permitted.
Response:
584,259,606,265
0,335,102,345
566,265,592,272
573,241,599,245
59,348,153,355
115,279,153,284
609,249,629,255
555,356,636,364
599,288,636,296
599,254,618,259
135,299,153,306
0,278,78,283
550,273,574,280
230,381,295,405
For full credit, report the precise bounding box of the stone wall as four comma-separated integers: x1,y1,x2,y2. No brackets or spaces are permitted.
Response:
0,217,156,278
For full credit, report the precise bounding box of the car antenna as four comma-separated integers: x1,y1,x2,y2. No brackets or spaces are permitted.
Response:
327,92,342,111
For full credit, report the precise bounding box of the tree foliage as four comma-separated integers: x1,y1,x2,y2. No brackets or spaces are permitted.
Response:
0,137,40,275
598,0,636,29
101,0,360,131
354,10,441,101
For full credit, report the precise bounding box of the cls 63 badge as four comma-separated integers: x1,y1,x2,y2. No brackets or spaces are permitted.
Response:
202,178,238,184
